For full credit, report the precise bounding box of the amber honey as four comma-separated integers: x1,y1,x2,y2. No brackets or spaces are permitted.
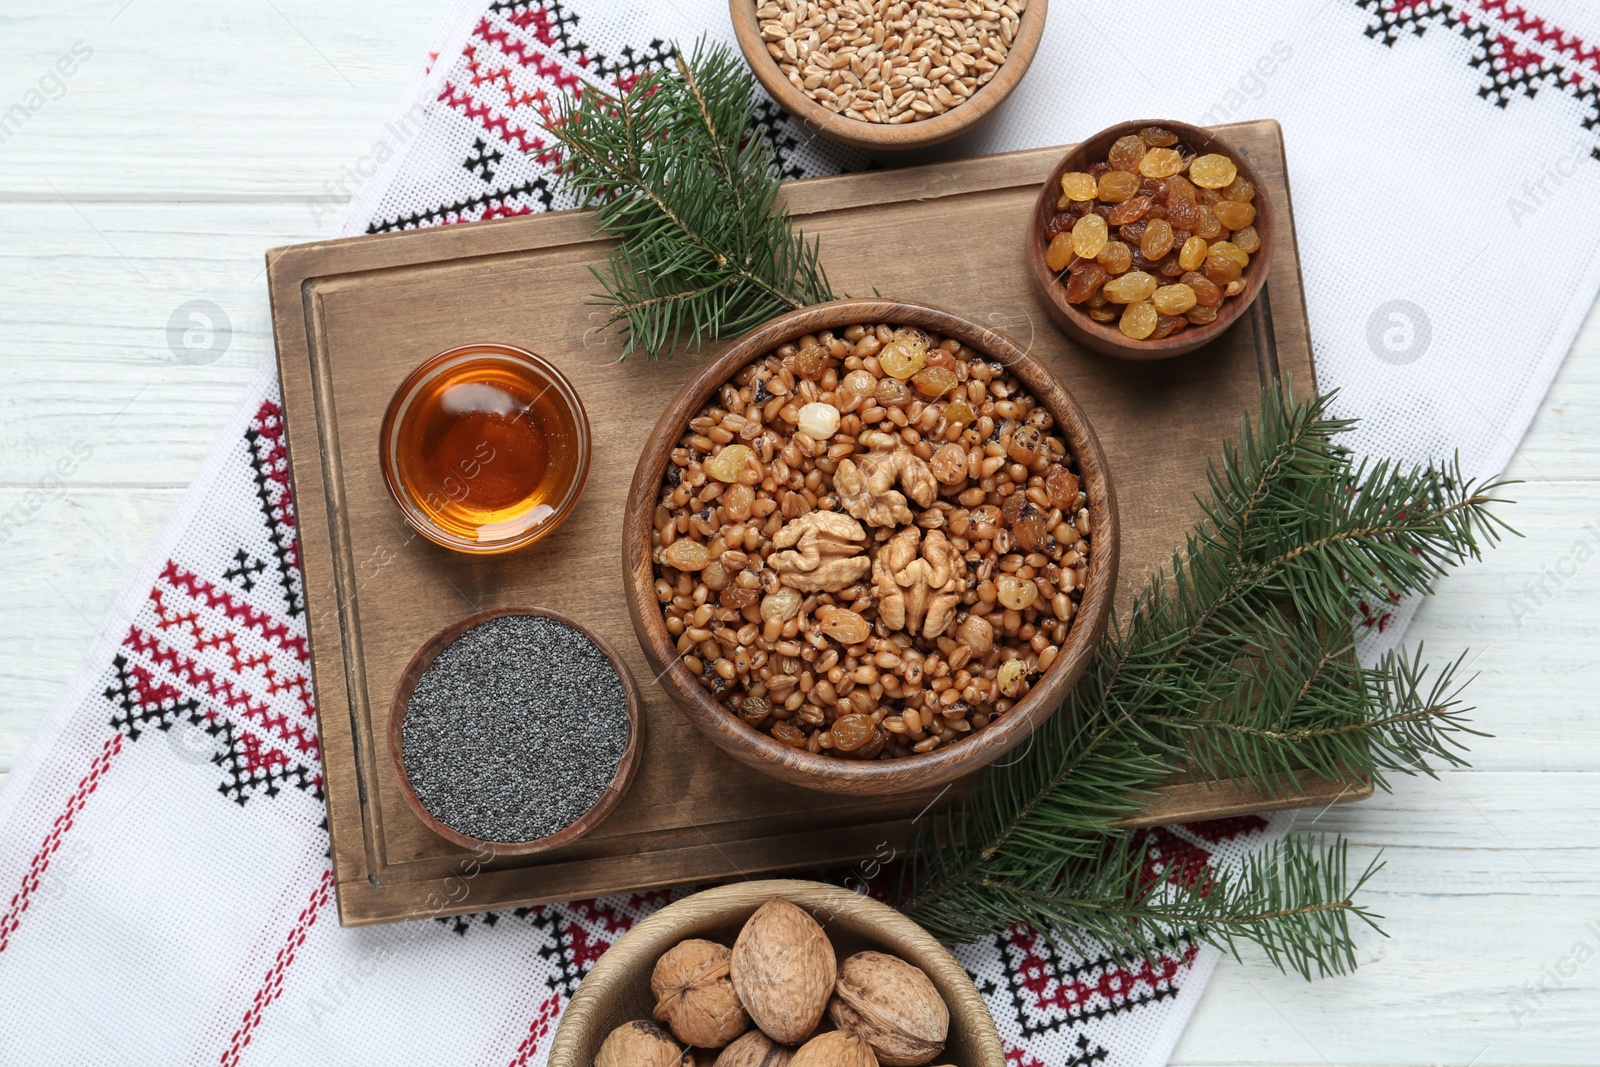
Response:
381,344,590,553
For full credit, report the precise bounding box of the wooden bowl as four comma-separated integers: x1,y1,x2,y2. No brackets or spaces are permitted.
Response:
1026,119,1276,360
547,878,1006,1067
729,0,1048,152
625,298,1118,796
387,606,643,856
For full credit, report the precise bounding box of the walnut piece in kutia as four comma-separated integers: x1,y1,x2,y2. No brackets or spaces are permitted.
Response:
872,527,966,640
768,510,871,592
834,433,938,528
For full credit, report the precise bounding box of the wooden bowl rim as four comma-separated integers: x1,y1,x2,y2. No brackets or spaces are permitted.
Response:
625,297,1119,795
386,605,643,856
1026,119,1276,361
547,878,1007,1067
728,0,1048,151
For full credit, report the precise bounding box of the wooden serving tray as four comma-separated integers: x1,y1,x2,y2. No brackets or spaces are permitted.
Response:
268,119,1369,927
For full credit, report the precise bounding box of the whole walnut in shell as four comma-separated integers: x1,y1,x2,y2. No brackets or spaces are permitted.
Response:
595,1020,683,1067
828,951,948,1066
652,938,751,1048
714,1029,796,1067
731,898,838,1045
790,1030,879,1067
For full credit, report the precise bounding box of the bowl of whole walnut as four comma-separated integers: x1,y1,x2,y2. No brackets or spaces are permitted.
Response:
729,0,1048,151
624,298,1118,795
547,879,1006,1067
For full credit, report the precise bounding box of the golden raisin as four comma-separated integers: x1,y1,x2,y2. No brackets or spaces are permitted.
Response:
1139,125,1178,147
791,343,828,380
912,365,959,399
771,721,807,747
1222,176,1256,202
1188,154,1238,189
1011,505,1048,551
1186,303,1220,325
1203,247,1242,285
1046,466,1081,508
1120,299,1159,339
945,398,975,428
1059,171,1098,201
1178,236,1209,271
1140,219,1174,260
662,539,710,571
707,444,756,482
1137,148,1184,178
1211,240,1249,269
1232,226,1261,254
1194,205,1223,240
879,331,930,379
1096,241,1133,275
1108,134,1147,171
828,713,878,752
1045,231,1074,272
1213,200,1257,230
1071,214,1109,260
1102,270,1157,304
1096,169,1142,203
997,659,1027,697
1151,283,1198,315
1087,304,1117,322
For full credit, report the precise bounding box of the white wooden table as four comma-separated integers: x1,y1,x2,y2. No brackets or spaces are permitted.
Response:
1,3,1595,1063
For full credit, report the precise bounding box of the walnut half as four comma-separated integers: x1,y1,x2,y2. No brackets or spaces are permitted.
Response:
872,526,966,639
768,510,871,592
834,433,939,529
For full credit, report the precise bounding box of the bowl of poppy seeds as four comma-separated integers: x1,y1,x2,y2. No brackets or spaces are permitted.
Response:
388,607,643,855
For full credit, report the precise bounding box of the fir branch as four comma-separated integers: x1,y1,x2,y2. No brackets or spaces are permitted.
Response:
898,386,1515,977
539,39,834,358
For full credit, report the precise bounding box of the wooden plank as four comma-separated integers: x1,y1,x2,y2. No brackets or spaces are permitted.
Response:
269,119,1367,927
0,1,445,199
0,201,323,485
1177,770,1600,1066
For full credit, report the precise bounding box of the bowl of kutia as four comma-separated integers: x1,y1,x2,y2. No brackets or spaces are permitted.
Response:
625,297,1118,796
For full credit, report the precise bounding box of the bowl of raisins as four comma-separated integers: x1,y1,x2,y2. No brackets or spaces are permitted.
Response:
1027,119,1274,361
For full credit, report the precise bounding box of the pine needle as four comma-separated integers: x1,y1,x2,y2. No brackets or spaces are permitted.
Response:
898,386,1516,978
539,39,834,358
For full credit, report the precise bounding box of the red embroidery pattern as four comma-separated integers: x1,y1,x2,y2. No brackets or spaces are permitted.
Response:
505,993,563,1067
219,869,335,1067
0,734,124,955
1359,0,1600,154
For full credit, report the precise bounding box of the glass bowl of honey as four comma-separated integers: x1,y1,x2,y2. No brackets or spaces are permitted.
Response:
380,343,590,554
